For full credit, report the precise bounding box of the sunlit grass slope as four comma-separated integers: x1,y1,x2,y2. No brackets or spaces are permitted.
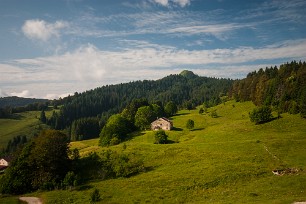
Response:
29,101,306,203
0,111,42,150
0,108,55,150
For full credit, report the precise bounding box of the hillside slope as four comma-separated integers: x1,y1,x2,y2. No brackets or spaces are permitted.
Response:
0,111,49,151
36,101,306,203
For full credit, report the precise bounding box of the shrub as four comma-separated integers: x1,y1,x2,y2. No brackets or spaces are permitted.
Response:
154,130,168,144
109,136,120,146
199,108,204,114
249,106,273,124
186,119,195,130
90,188,101,203
210,110,218,118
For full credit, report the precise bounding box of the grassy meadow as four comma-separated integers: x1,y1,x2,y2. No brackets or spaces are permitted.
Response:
0,108,55,150
35,101,306,203
0,111,41,150
1,101,306,203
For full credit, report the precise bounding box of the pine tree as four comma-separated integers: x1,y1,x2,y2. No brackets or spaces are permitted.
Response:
40,110,47,123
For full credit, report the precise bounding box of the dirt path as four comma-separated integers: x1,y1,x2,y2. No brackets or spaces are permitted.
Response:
19,197,42,204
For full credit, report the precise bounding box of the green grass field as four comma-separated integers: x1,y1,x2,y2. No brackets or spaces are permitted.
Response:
0,111,41,150
0,109,55,150
2,101,306,203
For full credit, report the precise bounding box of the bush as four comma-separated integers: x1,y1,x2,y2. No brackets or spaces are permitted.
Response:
154,130,168,144
90,188,101,203
186,119,195,130
109,137,120,146
210,110,218,118
249,106,273,124
62,171,79,190
199,108,204,114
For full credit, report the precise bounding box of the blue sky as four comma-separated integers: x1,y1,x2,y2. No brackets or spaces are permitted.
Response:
1,0,306,99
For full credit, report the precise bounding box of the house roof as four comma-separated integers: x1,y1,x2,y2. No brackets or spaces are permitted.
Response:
151,117,172,124
1,156,12,163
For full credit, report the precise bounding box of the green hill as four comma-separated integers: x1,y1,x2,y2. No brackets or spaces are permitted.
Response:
0,96,48,108
30,101,306,203
0,110,51,151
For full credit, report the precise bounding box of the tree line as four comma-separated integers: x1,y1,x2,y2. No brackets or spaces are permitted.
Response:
0,102,48,119
230,61,306,118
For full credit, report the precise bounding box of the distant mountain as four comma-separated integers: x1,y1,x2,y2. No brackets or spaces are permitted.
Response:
0,96,49,108
179,70,198,79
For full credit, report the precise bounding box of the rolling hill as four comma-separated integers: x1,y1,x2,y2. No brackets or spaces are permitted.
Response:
23,100,306,203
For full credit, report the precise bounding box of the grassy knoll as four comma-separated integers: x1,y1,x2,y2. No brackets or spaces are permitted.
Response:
4,101,306,203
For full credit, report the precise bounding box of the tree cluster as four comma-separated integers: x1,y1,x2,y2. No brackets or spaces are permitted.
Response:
0,130,145,195
0,135,27,157
0,130,70,194
70,117,101,141
99,99,178,146
230,61,306,117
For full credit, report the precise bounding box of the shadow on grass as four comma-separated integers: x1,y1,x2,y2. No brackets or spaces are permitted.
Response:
172,127,183,131
191,128,205,131
76,184,94,191
8,114,25,120
255,116,280,125
166,140,177,144
172,112,190,117
126,132,145,140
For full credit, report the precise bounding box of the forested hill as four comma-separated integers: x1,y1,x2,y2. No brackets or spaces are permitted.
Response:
230,60,306,116
49,71,233,129
0,96,48,108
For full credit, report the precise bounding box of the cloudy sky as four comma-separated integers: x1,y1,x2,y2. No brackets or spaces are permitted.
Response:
1,0,306,99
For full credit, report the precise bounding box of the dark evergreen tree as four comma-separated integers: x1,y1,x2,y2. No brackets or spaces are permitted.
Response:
40,110,47,123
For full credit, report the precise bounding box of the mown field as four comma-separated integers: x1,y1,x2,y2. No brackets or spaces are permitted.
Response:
2,101,306,203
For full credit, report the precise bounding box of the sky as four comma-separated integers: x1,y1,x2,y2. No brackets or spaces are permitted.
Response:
1,0,306,99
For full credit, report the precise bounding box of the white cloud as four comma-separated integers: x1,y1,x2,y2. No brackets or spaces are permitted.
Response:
152,0,191,7
1,39,306,99
173,0,191,7
153,0,169,7
10,90,33,98
22,19,68,41
0,88,9,97
165,23,243,38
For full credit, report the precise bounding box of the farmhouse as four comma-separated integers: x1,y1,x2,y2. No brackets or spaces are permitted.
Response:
0,157,11,171
151,117,173,131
